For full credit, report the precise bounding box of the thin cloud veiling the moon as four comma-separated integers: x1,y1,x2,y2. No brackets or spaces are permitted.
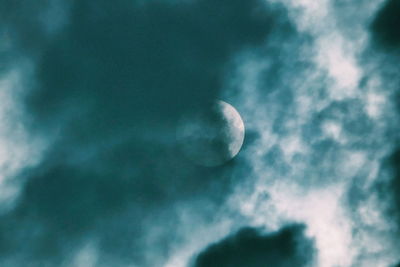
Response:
177,100,245,167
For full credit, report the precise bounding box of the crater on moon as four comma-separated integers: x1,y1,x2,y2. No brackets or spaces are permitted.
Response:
177,100,245,167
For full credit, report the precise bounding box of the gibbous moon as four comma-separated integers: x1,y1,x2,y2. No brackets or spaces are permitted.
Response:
177,100,245,167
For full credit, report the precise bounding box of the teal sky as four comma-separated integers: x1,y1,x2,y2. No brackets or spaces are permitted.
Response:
0,0,400,266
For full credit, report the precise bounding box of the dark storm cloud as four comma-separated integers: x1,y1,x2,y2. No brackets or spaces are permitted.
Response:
370,0,400,49
0,0,297,266
193,224,315,267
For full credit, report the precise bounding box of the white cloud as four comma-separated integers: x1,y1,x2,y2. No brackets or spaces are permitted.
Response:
0,66,46,211
69,241,99,267
220,0,400,266
163,0,400,266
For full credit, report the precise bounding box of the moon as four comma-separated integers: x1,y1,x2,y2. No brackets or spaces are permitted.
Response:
177,100,245,167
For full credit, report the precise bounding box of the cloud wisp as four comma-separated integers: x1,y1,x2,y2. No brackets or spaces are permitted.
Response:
1,0,400,266
214,0,400,266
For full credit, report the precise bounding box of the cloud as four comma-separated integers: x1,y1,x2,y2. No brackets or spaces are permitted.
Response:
370,0,400,49
2,0,400,266
193,224,315,267
384,150,400,223
0,0,296,266
25,0,281,128
218,0,400,266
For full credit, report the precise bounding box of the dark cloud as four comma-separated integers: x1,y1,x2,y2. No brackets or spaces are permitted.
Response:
193,224,315,267
26,0,284,129
0,1,47,53
377,148,400,229
0,0,297,266
370,0,400,49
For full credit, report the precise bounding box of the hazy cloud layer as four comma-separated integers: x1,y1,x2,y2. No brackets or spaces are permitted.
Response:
1,0,400,266
0,0,296,266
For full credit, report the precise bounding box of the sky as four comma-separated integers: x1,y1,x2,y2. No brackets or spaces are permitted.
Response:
0,0,400,266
